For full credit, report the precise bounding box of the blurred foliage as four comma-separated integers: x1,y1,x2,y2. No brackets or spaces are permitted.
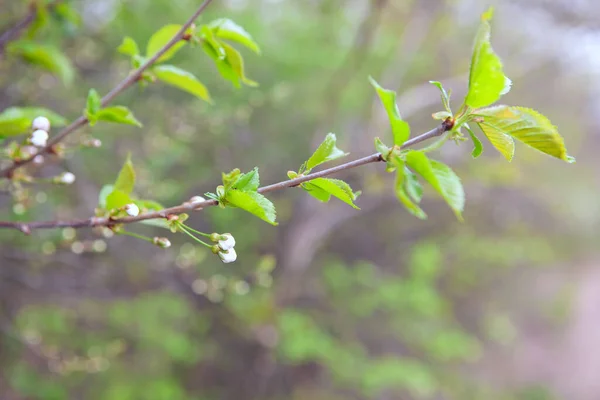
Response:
0,0,593,399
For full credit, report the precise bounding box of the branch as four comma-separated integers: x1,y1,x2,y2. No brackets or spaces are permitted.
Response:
0,123,450,233
0,0,215,179
0,3,44,55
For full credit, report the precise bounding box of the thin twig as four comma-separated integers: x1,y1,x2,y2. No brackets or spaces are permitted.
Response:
0,124,449,232
0,0,215,179
0,3,40,55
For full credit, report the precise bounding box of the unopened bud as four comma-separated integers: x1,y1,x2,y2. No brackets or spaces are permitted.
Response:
124,203,139,217
30,129,49,147
57,172,76,185
32,116,51,132
218,233,235,251
189,195,206,205
153,237,171,248
218,248,237,264
84,138,102,148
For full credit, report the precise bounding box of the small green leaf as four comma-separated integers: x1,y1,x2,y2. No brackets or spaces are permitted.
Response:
52,3,82,28
464,123,483,158
429,81,451,112
432,111,452,121
464,7,511,108
7,40,75,85
374,137,391,160
113,154,135,195
201,39,239,88
146,24,187,63
135,199,164,211
98,184,114,208
0,107,68,137
105,189,131,211
86,89,101,117
394,161,427,219
303,178,360,209
405,151,464,220
404,167,423,203
96,106,142,127
473,105,574,162
369,76,411,146
303,183,332,202
226,190,277,225
153,65,212,103
220,41,258,87
208,18,261,54
231,167,260,192
305,133,348,172
118,36,140,57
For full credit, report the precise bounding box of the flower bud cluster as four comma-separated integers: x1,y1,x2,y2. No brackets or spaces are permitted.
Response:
30,116,51,147
211,232,237,263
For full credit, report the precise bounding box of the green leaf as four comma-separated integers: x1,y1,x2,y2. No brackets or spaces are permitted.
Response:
201,39,239,88
432,111,452,121
153,65,212,103
52,3,82,28
220,41,258,87
305,133,348,172
96,106,142,127
473,105,575,162
464,123,483,158
405,151,464,220
429,81,451,112
208,18,261,54
303,178,360,209
394,161,426,219
113,154,135,195
146,24,186,63
369,76,411,146
226,190,277,225
464,7,511,108
7,40,75,85
118,36,140,57
86,89,101,117
231,167,260,191
473,119,514,161
374,137,391,160
0,107,68,137
98,184,114,208
105,189,131,211
303,183,332,202
135,199,164,212
404,167,423,203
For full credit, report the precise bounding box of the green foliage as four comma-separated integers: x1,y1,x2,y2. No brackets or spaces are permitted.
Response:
304,133,347,172
99,154,136,211
7,40,75,85
85,89,142,127
226,190,277,225
145,24,187,63
117,36,140,57
207,18,262,54
472,106,575,162
369,76,411,146
464,7,511,109
153,65,212,102
303,178,360,209
0,107,67,137
464,123,483,158
394,159,427,220
430,80,451,113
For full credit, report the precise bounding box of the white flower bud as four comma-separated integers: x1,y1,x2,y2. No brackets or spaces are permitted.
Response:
124,203,139,217
33,155,44,165
59,172,76,185
189,195,206,205
30,129,49,147
218,248,237,264
218,233,235,251
32,116,51,132
153,237,171,248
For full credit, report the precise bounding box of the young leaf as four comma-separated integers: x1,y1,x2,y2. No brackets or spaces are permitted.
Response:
7,40,74,85
153,65,212,103
231,167,260,192
226,190,277,225
86,89,101,117
98,184,114,208
404,167,423,203
220,41,258,87
305,133,348,171
429,81,451,113
473,105,575,162
0,115,30,137
464,7,511,109
405,151,464,220
369,76,411,146
105,189,131,211
201,39,240,88
146,24,187,63
303,183,332,203
394,161,426,220
464,123,483,158
96,106,142,127
303,178,360,209
0,107,68,137
113,154,135,195
374,137,391,160
118,36,140,57
208,18,261,54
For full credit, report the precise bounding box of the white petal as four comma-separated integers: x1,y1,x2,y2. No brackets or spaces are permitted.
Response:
218,233,236,251
218,248,237,263
125,203,140,216
30,129,49,147
32,116,51,132
60,172,76,184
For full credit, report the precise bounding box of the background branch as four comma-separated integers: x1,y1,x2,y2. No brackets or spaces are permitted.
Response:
0,124,449,232
0,0,214,179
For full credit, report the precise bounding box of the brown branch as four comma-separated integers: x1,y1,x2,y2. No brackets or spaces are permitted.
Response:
0,0,214,179
0,3,42,55
0,123,450,233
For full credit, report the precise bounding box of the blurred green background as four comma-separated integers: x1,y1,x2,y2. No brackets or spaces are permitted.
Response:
1,0,599,399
